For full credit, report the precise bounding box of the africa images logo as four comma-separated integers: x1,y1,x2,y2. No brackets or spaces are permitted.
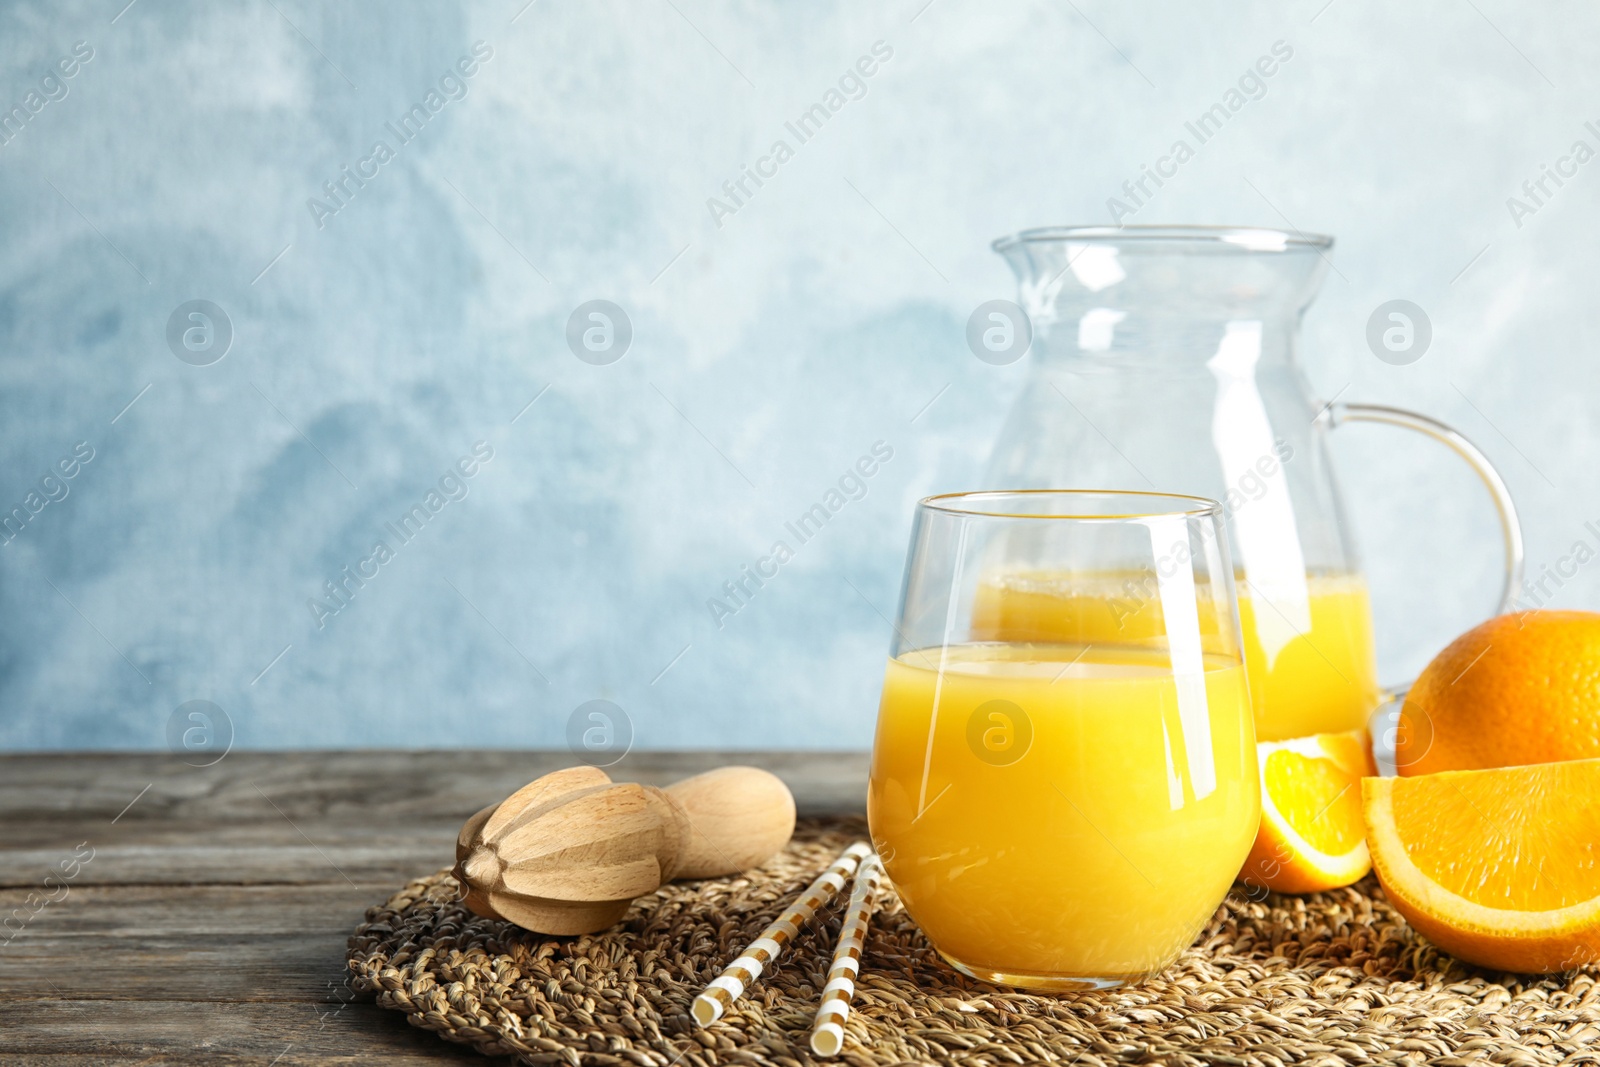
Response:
307,442,494,629
1106,40,1293,224
306,41,493,230
705,41,894,229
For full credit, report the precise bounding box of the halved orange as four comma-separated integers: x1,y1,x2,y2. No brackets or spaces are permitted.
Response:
1364,758,1600,973
1238,730,1375,894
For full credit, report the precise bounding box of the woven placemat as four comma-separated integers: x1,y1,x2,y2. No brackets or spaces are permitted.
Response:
348,817,1600,1066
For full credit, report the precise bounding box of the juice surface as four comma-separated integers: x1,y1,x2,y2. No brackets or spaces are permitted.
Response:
868,643,1259,985
971,571,1379,742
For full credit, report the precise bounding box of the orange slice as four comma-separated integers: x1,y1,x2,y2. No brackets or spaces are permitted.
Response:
1238,730,1375,894
1363,759,1600,973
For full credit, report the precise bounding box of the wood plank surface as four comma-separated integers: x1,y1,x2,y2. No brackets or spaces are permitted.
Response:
0,750,868,1063
4,1000,510,1065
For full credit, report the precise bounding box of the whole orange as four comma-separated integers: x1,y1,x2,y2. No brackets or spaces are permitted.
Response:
1396,610,1600,776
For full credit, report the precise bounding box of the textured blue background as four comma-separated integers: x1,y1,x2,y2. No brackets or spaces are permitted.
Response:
1,0,1596,750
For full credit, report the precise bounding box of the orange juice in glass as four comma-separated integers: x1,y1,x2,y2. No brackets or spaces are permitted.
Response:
869,491,1260,990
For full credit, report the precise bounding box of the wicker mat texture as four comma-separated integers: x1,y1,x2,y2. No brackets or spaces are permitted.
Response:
348,817,1600,1067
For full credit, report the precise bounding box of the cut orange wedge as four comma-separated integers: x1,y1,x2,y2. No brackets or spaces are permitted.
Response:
1364,759,1600,973
1238,730,1375,894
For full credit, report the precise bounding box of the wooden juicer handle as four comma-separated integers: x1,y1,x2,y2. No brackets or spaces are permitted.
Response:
453,765,796,935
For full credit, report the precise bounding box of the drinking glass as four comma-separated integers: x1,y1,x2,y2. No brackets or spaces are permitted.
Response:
868,490,1261,991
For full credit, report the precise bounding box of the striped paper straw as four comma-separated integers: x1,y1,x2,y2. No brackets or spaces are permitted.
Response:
691,841,873,1027
809,852,883,1057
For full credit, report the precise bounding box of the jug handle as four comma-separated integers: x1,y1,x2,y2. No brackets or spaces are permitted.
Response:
1322,401,1526,703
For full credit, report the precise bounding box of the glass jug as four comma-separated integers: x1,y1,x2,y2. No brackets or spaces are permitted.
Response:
980,225,1523,742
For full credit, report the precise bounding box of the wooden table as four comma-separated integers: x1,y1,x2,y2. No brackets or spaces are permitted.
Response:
1,751,867,1065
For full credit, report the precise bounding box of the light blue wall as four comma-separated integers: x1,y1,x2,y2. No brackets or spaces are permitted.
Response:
2,0,1595,750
